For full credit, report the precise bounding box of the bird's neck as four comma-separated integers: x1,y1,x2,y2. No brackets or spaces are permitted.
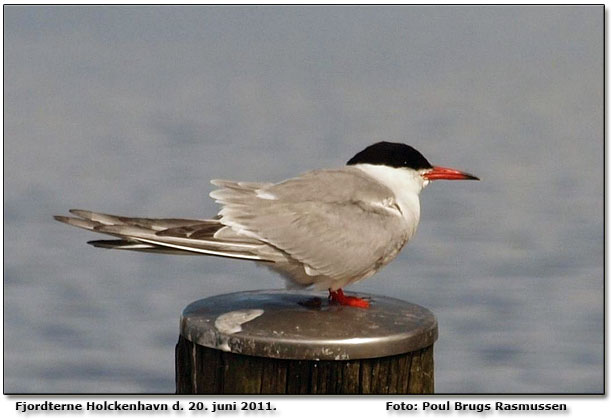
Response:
352,163,423,232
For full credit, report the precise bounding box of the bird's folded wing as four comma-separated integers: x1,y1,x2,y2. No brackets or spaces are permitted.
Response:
211,169,410,280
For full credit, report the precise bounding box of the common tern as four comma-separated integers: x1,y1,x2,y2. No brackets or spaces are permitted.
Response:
55,141,478,308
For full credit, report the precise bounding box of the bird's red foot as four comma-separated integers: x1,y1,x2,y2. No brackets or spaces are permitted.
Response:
328,289,370,308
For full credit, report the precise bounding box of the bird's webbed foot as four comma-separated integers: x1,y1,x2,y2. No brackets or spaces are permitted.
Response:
328,288,370,308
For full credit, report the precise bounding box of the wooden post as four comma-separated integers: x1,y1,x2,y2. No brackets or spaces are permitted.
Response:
175,290,437,394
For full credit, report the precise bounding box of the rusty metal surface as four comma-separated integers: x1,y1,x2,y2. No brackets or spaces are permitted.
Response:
180,289,438,361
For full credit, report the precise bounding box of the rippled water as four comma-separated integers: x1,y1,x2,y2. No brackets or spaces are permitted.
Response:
4,6,603,393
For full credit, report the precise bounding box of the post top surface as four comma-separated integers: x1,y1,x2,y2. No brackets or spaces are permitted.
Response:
180,289,437,360
181,290,438,360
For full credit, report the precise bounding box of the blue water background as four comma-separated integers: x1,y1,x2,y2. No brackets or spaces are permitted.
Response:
3,6,603,393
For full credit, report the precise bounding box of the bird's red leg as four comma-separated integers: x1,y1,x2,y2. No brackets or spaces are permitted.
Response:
328,288,370,308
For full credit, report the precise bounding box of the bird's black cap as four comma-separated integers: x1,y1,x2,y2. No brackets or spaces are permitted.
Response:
347,141,433,170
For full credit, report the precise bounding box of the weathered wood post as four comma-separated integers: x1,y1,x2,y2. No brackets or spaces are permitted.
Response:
176,290,437,394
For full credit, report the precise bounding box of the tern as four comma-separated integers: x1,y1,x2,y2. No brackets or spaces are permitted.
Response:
55,142,478,308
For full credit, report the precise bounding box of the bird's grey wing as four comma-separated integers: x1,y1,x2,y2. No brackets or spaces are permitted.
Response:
54,209,272,261
211,169,410,281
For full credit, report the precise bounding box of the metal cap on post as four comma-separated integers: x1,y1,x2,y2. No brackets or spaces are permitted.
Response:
176,290,438,394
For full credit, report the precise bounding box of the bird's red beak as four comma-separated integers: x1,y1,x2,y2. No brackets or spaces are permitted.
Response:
423,166,480,181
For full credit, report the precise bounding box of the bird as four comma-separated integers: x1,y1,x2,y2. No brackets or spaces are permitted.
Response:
55,141,478,308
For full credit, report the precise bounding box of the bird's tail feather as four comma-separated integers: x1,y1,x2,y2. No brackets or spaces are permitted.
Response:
54,209,273,262
87,239,199,255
